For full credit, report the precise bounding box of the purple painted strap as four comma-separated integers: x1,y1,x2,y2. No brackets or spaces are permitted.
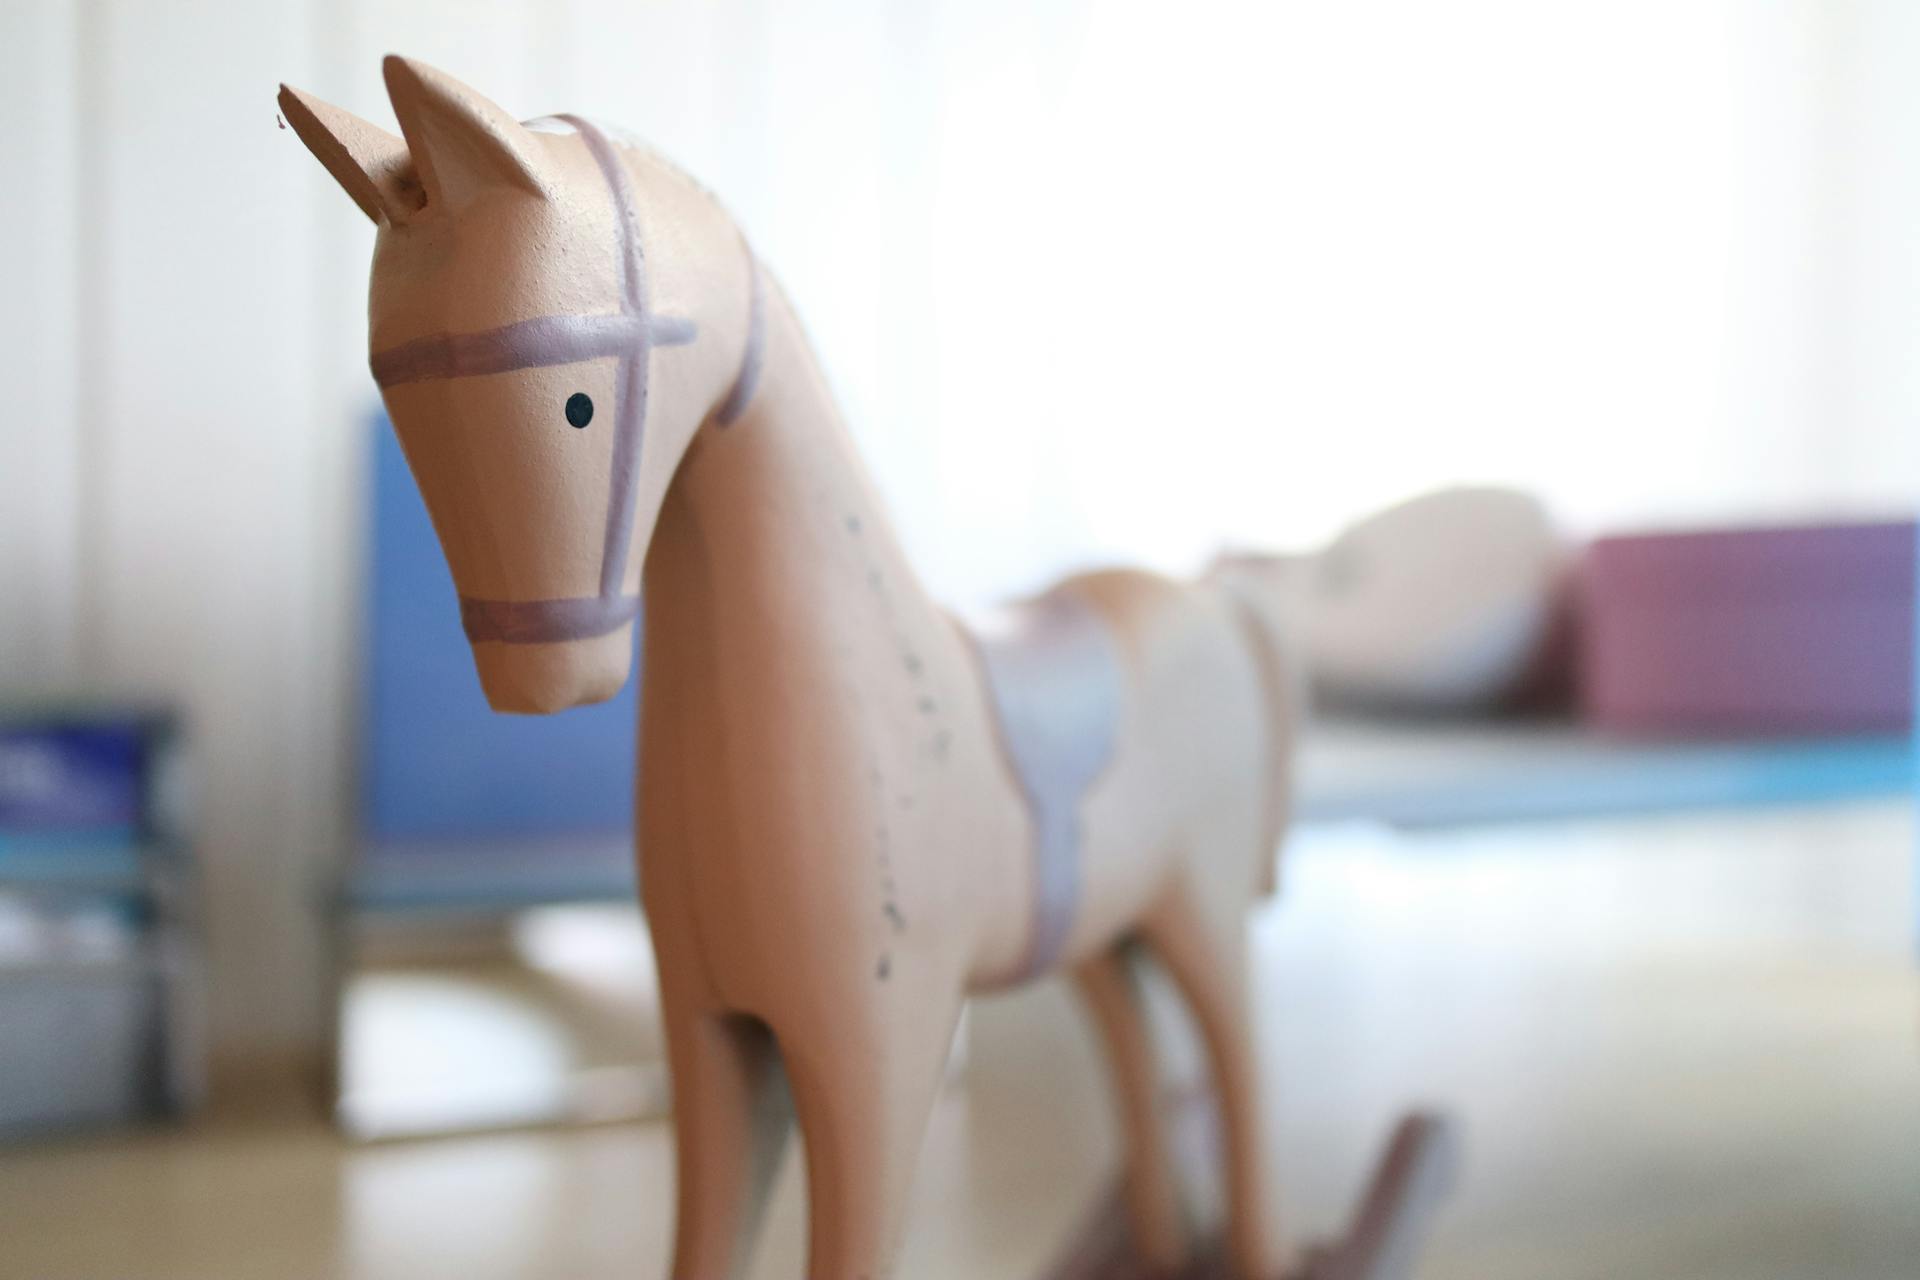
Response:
371,313,643,387
370,311,694,388
461,592,640,644
650,314,699,347
557,114,651,600
715,251,765,426
968,590,1123,977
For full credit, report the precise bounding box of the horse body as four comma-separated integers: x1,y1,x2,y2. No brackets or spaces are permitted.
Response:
640,270,1285,995
283,58,1295,1279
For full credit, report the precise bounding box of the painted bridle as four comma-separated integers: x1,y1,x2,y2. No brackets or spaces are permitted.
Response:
369,115,765,646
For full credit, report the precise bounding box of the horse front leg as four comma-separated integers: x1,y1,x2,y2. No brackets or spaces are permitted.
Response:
658,961,793,1279
773,967,963,1279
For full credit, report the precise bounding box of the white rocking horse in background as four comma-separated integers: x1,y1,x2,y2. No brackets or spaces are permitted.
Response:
280,56,1455,1279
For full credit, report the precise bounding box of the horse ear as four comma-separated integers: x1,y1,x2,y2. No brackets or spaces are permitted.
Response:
381,55,553,211
279,84,423,226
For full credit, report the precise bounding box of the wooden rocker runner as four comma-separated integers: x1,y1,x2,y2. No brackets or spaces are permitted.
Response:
280,55,1457,1279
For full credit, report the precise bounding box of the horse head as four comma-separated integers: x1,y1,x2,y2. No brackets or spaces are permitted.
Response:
281,57,757,712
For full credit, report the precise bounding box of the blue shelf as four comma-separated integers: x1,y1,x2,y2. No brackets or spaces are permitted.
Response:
1297,719,1913,829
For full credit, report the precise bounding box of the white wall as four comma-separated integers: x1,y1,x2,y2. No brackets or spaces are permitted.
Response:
0,0,1913,1073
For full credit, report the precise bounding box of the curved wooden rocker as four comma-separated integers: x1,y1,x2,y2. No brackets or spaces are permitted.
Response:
280,56,1456,1279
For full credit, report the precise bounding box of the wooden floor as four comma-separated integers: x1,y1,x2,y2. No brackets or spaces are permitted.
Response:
2,802,1916,1279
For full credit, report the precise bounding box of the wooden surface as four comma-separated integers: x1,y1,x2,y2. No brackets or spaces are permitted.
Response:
2,800,1916,1279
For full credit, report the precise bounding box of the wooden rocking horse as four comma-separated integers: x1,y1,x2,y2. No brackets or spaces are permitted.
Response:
280,57,1454,1279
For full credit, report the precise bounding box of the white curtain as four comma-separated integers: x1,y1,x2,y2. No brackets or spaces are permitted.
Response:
764,0,1920,607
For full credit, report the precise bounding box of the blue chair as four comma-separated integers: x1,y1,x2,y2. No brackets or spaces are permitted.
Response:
353,413,640,913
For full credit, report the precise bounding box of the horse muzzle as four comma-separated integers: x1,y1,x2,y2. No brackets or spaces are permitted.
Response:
461,594,639,714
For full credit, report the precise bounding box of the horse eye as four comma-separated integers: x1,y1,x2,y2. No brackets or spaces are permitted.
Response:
565,392,594,429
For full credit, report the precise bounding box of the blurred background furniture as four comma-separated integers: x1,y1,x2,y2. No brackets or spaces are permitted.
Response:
0,705,202,1136
1580,522,1916,734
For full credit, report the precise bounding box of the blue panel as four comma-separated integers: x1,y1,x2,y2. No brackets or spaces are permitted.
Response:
1296,722,1914,830
360,412,639,842
0,722,144,838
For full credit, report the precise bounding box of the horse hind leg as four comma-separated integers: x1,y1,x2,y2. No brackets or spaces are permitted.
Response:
1141,873,1285,1280
1072,937,1193,1272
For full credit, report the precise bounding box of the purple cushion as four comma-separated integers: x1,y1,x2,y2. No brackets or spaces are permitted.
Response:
1577,522,1915,734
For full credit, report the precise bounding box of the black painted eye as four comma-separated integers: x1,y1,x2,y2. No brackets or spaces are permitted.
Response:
565,392,594,428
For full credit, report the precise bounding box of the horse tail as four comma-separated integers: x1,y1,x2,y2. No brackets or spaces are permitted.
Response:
1203,553,1309,898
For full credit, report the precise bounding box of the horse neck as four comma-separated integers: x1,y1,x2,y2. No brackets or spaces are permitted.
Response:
643,278,940,689
639,281,1037,988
